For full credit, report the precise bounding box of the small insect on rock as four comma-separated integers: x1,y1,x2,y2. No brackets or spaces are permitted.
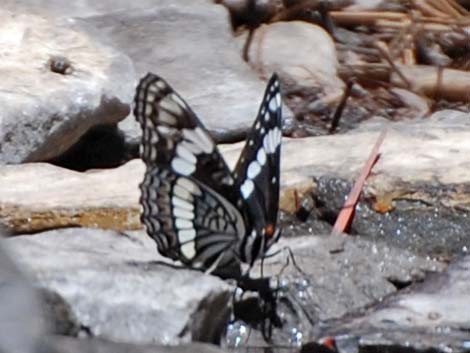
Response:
134,72,283,341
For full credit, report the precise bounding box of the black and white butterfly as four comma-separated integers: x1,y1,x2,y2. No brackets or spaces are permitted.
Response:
134,73,283,279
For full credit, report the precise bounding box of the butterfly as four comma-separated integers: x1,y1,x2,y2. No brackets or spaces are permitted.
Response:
134,72,283,279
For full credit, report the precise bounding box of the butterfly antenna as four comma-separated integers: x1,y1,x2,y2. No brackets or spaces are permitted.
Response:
283,246,308,277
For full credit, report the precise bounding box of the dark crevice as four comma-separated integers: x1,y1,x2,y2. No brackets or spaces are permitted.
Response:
386,277,414,291
48,124,136,171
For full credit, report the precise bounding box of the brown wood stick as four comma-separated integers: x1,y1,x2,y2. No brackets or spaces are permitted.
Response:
329,11,408,25
428,0,461,17
375,41,411,88
447,0,470,15
391,65,470,101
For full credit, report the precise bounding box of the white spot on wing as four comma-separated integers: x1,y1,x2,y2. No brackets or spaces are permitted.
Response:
145,103,153,116
275,92,281,106
172,196,194,211
269,97,277,112
247,161,261,179
156,80,166,89
159,97,183,116
175,218,193,229
257,148,267,165
177,178,202,196
173,207,194,220
183,127,214,154
241,180,254,199
173,185,192,202
194,127,214,153
171,93,187,108
180,140,203,155
263,127,281,154
171,157,196,175
158,109,177,125
263,132,272,154
176,144,196,164
179,229,196,242
181,242,196,258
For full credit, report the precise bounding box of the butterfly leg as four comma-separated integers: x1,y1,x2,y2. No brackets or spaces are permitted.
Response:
262,246,308,278
234,275,283,342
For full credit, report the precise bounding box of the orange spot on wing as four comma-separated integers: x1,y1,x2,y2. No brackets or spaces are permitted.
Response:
265,224,274,238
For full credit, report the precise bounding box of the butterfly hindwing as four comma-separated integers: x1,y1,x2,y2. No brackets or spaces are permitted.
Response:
234,74,282,242
140,167,245,270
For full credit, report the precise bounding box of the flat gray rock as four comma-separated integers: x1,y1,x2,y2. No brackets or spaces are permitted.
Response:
81,1,292,142
0,10,134,163
229,233,444,349
0,161,142,233
5,228,231,345
41,335,229,353
0,236,44,353
315,255,470,353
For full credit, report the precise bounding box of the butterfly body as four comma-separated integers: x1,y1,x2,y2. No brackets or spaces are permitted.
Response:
134,73,282,277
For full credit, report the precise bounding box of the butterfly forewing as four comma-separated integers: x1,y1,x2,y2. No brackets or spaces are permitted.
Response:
134,73,246,271
234,74,282,245
134,74,238,201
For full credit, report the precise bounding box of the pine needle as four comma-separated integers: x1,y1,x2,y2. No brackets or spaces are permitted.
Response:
331,130,387,236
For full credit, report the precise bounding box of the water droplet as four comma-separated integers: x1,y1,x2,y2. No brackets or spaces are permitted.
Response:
293,277,310,301
288,327,303,347
225,321,250,348
277,277,290,297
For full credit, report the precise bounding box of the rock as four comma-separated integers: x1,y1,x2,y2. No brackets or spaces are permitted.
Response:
41,335,229,353
0,10,134,164
0,160,142,234
216,0,278,29
228,110,470,256
5,228,232,345
79,0,293,143
313,255,470,353
49,124,134,171
243,21,343,95
236,233,444,347
4,110,470,246
0,235,44,353
38,288,81,337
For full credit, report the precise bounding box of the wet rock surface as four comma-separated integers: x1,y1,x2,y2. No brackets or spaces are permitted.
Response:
314,255,470,353
231,234,445,350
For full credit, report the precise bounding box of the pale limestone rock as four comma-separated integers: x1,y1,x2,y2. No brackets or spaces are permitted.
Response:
0,10,134,163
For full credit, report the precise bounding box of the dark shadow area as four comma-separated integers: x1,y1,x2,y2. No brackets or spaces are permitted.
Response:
48,124,138,171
